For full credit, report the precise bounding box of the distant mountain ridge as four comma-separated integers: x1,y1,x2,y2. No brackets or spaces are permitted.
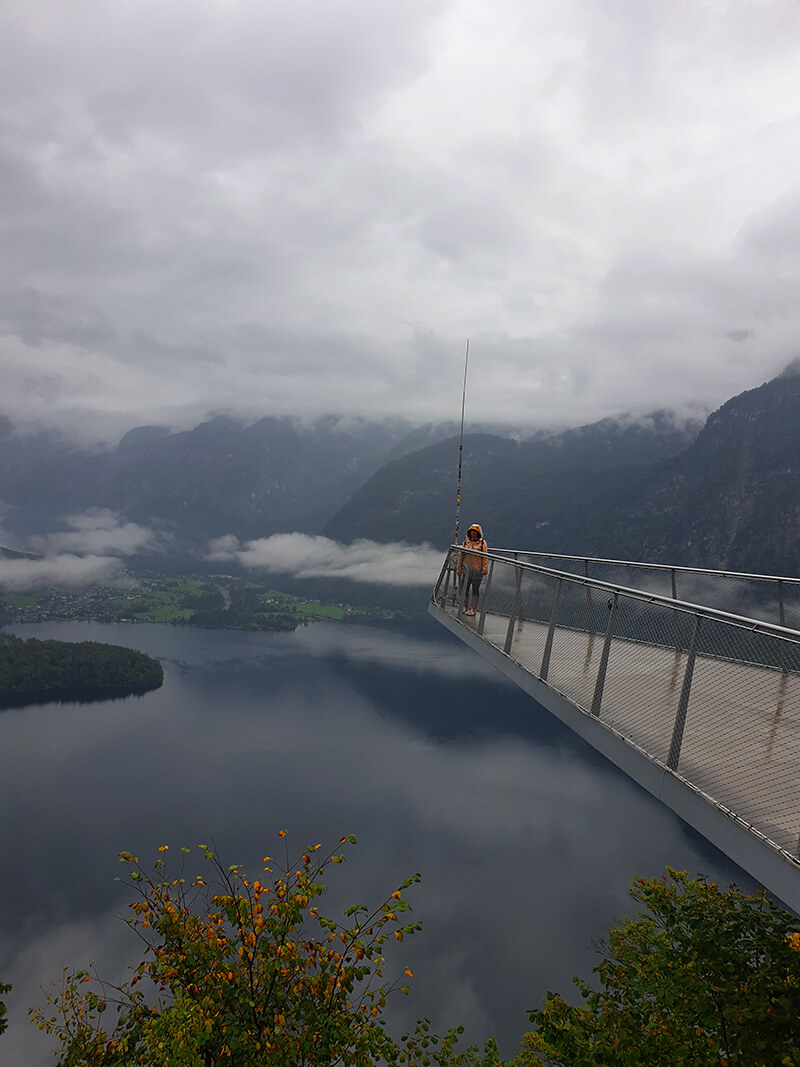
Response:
0,414,452,542
325,369,800,577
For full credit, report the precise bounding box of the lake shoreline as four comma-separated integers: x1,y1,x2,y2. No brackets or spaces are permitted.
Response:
0,681,163,710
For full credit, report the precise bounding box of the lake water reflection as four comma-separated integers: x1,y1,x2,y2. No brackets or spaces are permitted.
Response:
0,618,751,1063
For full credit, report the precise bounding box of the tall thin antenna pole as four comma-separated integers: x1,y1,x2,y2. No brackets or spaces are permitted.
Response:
454,338,470,545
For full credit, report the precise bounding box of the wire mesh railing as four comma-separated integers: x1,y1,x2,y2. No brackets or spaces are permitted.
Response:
432,547,800,863
490,549,800,632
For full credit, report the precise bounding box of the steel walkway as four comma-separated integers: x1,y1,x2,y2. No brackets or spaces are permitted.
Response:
429,549,800,912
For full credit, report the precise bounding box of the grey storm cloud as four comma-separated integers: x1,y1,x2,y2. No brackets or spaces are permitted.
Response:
1,0,800,441
208,533,444,588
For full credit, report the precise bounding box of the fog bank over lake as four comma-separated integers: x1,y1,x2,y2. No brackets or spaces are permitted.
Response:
0,619,750,1064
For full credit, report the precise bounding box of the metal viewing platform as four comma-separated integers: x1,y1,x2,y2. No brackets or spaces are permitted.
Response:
429,548,800,913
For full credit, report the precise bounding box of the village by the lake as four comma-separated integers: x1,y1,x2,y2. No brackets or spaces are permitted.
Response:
1,575,398,631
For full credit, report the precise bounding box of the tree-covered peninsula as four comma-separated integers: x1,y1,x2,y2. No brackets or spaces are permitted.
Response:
0,635,163,706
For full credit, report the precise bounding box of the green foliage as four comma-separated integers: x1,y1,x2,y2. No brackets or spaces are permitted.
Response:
30,835,499,1067
520,868,800,1067
118,579,221,624
0,636,163,702
401,1019,503,1066
0,593,37,607
188,585,298,632
0,979,10,1036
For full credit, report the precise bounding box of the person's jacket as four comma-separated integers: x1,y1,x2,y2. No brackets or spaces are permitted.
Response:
457,524,488,575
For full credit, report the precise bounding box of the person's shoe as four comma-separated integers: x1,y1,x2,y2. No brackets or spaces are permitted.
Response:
462,606,468,613
467,609,476,616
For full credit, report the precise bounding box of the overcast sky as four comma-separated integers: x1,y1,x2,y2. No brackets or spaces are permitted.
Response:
2,0,800,442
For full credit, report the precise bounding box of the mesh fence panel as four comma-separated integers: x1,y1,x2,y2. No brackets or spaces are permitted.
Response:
589,562,675,598
784,592,800,633
672,618,800,855
589,596,687,765
502,568,555,674
674,572,796,629
484,557,519,618
537,576,607,712
518,568,559,628
498,552,800,631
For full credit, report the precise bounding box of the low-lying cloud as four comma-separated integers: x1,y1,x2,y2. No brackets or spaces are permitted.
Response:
207,533,443,587
0,553,124,591
0,510,164,592
30,509,163,558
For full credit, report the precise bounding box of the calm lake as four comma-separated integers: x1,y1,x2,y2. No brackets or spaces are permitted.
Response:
0,618,750,1063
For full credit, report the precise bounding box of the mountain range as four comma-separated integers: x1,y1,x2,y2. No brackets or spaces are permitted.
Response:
0,414,446,543
324,365,800,576
1,364,799,577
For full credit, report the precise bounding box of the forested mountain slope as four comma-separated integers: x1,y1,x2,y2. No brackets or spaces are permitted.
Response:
323,412,701,552
609,365,800,574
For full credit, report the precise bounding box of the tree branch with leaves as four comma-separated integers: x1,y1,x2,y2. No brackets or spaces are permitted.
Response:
30,833,501,1067
517,868,800,1067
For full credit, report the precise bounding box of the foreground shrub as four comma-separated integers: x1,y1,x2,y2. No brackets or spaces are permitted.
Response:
0,979,9,1036
31,834,501,1066
518,868,800,1067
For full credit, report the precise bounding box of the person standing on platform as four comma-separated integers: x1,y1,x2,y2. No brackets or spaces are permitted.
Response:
457,523,488,616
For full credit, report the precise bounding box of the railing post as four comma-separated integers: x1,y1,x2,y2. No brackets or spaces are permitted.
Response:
590,593,618,716
776,580,788,675
503,565,522,654
443,547,459,607
667,615,701,771
478,558,493,635
516,559,525,630
433,557,449,604
540,577,563,681
670,568,682,652
584,559,595,633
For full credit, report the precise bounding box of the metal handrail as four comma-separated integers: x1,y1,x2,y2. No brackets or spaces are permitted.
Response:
435,546,800,643
490,548,800,587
